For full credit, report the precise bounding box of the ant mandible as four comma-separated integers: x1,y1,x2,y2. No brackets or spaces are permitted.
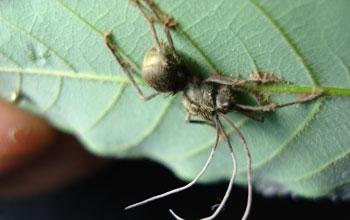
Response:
103,0,323,219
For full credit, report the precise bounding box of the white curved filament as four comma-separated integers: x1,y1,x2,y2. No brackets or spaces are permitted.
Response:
169,114,238,220
125,120,221,210
218,112,252,220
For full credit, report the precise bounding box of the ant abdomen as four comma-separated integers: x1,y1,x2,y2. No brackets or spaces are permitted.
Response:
142,41,188,94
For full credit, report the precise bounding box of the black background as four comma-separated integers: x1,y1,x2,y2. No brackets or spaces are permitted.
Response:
0,159,348,220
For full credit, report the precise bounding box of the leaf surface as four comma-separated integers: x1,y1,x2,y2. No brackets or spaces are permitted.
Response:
0,0,350,198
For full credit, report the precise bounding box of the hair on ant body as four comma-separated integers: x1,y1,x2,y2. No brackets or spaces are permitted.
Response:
103,0,323,219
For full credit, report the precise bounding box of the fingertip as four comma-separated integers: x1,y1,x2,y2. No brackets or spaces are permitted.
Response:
0,99,58,174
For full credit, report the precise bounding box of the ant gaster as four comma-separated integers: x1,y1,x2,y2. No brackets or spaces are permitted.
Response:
103,1,323,219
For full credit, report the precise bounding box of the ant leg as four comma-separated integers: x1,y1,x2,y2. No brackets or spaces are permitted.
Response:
236,102,277,113
125,117,222,210
205,75,262,87
248,71,290,84
218,112,252,220
129,0,162,52
170,114,238,220
275,88,324,108
103,32,159,101
131,0,179,57
205,71,286,86
242,91,267,122
185,113,228,140
141,0,177,53
236,88,324,113
184,113,214,126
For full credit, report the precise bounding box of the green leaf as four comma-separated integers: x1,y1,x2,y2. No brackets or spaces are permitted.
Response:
1,0,350,199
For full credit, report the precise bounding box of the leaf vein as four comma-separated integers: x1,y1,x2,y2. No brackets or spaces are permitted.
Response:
249,0,319,86
120,95,176,151
252,98,324,173
0,13,77,73
80,83,126,133
286,150,350,184
41,77,63,113
1,67,144,84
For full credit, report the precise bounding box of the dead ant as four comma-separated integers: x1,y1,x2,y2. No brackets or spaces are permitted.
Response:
103,0,323,219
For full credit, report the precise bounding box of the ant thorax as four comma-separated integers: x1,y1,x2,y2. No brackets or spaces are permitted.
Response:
142,41,189,94
182,81,237,121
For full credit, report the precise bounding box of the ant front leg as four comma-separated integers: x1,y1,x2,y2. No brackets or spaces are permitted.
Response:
236,88,324,113
274,88,324,108
130,0,179,58
103,32,159,101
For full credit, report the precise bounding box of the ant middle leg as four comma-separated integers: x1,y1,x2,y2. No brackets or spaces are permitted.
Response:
205,71,286,86
184,113,214,126
243,91,267,123
103,32,159,101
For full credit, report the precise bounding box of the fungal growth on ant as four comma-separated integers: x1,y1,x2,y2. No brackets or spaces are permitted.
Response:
103,0,323,219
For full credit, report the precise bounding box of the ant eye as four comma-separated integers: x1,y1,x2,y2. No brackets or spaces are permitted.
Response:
142,42,188,94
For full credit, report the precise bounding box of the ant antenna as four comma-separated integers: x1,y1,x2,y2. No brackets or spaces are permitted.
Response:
218,112,252,220
169,114,238,220
125,116,223,210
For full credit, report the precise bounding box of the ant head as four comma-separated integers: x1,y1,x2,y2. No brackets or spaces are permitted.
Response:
215,86,236,113
142,41,189,94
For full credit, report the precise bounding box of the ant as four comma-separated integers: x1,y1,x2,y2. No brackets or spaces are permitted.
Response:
103,0,323,219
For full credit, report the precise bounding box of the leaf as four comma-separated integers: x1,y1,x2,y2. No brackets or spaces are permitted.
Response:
1,0,350,199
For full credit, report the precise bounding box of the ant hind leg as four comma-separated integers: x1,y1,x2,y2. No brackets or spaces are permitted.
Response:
131,0,179,57
129,0,162,52
142,0,178,53
103,32,158,101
